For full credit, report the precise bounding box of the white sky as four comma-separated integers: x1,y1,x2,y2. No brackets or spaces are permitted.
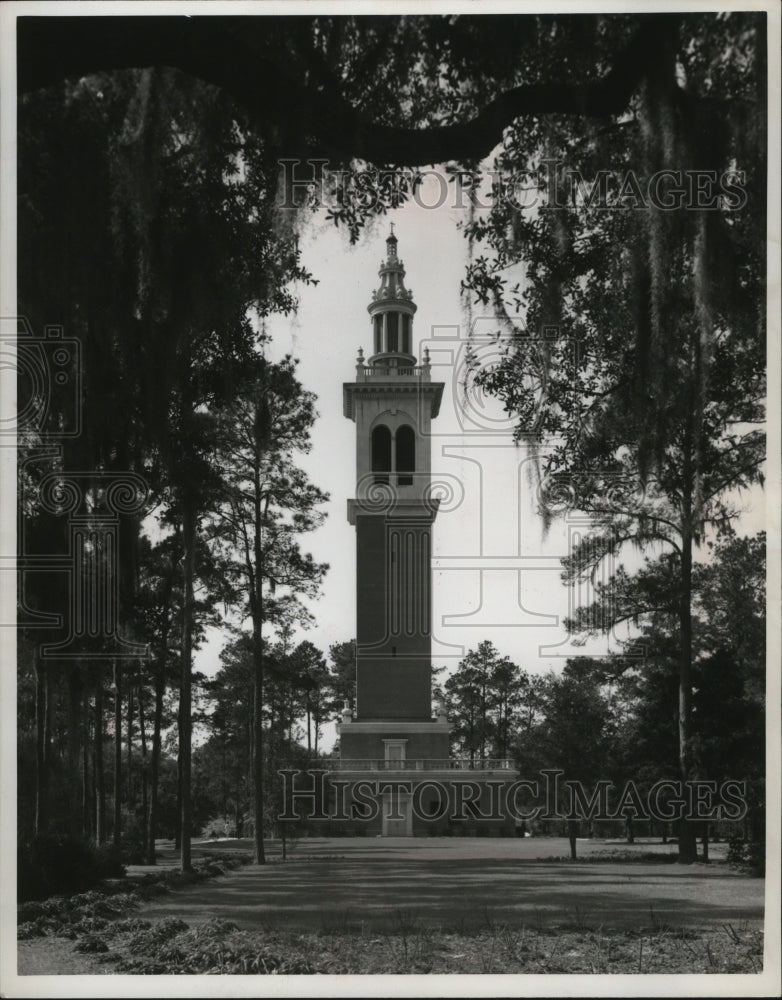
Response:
194,171,766,713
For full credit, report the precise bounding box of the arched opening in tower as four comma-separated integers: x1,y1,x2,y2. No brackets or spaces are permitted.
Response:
396,425,415,486
371,425,392,484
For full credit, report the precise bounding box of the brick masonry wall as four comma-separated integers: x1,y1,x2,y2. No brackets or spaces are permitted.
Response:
355,513,433,719
339,729,450,760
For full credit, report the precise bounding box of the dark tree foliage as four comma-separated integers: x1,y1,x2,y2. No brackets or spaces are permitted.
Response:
462,14,765,863
16,11,768,878
18,15,708,169
196,632,346,840
441,641,550,768
329,640,357,714
209,355,328,863
17,66,316,870
538,669,614,859
563,533,765,855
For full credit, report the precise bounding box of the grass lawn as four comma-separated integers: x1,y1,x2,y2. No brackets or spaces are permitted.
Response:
16,836,766,976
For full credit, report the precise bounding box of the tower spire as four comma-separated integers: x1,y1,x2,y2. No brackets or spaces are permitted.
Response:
368,228,416,365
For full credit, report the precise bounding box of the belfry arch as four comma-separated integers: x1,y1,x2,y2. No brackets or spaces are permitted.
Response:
371,424,392,483
370,418,417,486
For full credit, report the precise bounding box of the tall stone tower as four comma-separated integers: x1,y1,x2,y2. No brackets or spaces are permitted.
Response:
345,228,444,722
337,230,450,834
333,230,516,837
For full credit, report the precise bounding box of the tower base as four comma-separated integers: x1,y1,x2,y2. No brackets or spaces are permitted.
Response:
324,716,518,837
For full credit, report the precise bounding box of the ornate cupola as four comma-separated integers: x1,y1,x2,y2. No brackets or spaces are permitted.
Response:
367,224,418,368
344,229,443,511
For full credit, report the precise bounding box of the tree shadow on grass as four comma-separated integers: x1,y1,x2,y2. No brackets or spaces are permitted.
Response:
135,854,765,932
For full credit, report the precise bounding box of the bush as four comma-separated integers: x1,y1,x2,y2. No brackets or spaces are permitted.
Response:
726,836,765,875
74,934,109,953
118,811,147,864
115,918,317,975
94,843,127,878
18,834,125,902
201,816,237,840
127,917,189,955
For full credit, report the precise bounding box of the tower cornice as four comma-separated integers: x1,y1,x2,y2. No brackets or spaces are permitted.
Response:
343,379,444,421
346,497,440,525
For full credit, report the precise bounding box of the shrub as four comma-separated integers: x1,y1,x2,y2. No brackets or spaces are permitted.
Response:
201,816,237,840
726,836,765,876
74,934,109,953
127,917,189,955
18,834,125,902
93,844,127,879
116,919,317,975
118,811,147,864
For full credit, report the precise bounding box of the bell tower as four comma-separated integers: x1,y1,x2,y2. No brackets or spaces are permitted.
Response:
343,229,444,721
331,231,517,837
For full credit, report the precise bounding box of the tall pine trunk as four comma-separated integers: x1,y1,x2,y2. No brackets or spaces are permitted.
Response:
82,703,91,837
95,682,106,844
250,422,268,865
138,672,148,843
147,657,165,864
113,661,122,851
66,666,83,838
44,664,52,768
175,733,181,851
252,620,265,864
677,521,697,863
127,664,134,807
34,651,48,834
147,561,171,864
179,498,196,872
567,819,578,860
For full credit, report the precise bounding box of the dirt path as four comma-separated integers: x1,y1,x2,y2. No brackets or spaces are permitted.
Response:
17,939,111,976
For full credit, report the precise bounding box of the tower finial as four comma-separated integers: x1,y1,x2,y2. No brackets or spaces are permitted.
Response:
386,223,398,258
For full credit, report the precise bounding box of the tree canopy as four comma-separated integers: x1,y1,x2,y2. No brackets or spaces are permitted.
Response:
18,15,699,167
15,10,768,876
